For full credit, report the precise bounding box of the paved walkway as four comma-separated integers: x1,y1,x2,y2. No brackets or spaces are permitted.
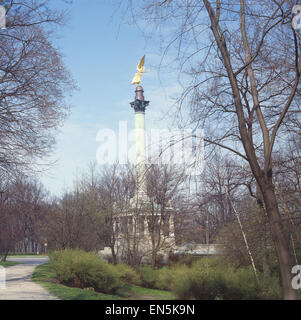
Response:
0,257,59,300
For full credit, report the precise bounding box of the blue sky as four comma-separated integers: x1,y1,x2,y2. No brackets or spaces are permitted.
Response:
40,0,182,196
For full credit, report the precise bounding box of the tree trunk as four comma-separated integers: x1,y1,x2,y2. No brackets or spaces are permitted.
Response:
262,219,271,280
226,187,259,282
261,180,299,300
110,245,117,265
151,250,157,269
262,250,271,280
255,184,271,280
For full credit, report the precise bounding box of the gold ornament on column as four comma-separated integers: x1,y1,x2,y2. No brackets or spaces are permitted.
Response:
131,55,146,85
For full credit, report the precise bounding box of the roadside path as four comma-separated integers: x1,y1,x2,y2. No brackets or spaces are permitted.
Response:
0,257,59,300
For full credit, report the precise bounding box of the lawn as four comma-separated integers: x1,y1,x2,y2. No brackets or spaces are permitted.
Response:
32,263,176,300
116,284,175,300
8,254,48,258
0,261,21,267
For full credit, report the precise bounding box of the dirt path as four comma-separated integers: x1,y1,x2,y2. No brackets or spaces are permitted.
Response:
0,257,59,300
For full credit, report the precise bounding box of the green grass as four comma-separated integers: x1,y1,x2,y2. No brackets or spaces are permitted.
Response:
32,263,121,300
32,263,175,300
0,261,21,267
8,254,48,258
116,285,176,300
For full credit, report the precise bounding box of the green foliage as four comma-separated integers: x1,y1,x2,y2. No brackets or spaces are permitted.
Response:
32,263,123,300
138,265,158,288
50,251,282,300
155,267,175,290
173,254,200,267
260,276,282,300
169,261,220,300
113,263,141,286
116,284,176,300
137,264,188,292
170,257,282,300
33,262,174,300
0,261,20,267
50,250,115,293
50,249,137,294
137,257,282,300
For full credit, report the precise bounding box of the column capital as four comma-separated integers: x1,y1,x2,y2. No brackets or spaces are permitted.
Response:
130,99,149,112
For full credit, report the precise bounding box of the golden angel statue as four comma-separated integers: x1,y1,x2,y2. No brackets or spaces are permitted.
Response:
132,55,146,85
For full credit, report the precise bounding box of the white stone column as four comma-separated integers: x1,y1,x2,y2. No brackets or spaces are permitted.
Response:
135,111,147,199
169,215,175,239
144,215,149,237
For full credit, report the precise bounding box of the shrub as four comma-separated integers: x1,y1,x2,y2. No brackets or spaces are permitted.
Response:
169,257,281,300
137,265,178,291
155,267,174,290
114,263,141,286
49,249,78,285
168,259,227,300
260,276,282,300
169,264,197,299
174,254,200,267
50,249,122,294
220,266,261,300
138,265,159,288
137,265,174,290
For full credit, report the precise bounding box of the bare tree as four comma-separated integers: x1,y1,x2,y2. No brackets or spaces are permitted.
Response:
145,163,186,267
0,175,20,260
0,0,75,175
43,171,106,252
94,164,132,264
12,178,48,253
0,175,47,259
